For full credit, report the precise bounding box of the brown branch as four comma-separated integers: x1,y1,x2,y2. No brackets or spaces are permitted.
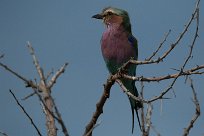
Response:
183,1,199,68
0,62,37,88
147,2,200,103
147,71,181,103
35,76,68,136
27,43,69,136
48,62,69,89
28,43,69,135
40,92,69,136
27,42,57,136
27,42,47,87
32,87,62,125
84,0,201,135
28,44,69,136
112,64,204,104
145,104,153,136
1,43,69,136
117,80,161,136
84,121,101,136
151,125,161,136
140,82,146,133
122,64,204,82
115,64,204,104
146,29,171,61
9,89,42,136
83,76,115,136
53,101,69,136
45,68,54,81
21,92,36,100
116,79,143,102
183,78,201,136
120,0,200,69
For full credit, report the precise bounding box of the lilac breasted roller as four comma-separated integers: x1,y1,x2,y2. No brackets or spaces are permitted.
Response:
92,7,143,133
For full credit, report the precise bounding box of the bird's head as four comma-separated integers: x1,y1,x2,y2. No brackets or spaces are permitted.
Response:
92,7,131,31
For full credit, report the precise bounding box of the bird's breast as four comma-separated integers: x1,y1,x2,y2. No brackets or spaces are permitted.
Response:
101,26,136,66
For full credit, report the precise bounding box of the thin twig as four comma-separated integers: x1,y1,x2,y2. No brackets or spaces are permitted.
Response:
120,0,200,69
151,125,161,136
28,45,69,136
27,41,47,87
48,62,68,89
0,62,37,88
183,1,199,68
140,82,146,134
145,104,153,135
83,76,115,136
147,0,200,103
147,68,182,103
183,78,201,136
122,64,204,82
146,29,171,61
27,42,57,136
1,43,69,136
53,101,69,136
84,121,101,136
103,64,204,105
9,89,42,136
21,92,36,100
116,79,143,102
32,86,69,136
45,68,54,81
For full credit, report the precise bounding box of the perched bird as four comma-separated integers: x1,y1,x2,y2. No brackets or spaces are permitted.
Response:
92,7,143,133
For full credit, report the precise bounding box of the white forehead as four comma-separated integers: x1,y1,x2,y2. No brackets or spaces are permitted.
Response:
104,9,116,14
102,7,127,16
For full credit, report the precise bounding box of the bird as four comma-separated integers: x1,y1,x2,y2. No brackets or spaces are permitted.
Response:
92,7,143,133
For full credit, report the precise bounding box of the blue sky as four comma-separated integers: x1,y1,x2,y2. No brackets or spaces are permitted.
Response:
0,0,203,136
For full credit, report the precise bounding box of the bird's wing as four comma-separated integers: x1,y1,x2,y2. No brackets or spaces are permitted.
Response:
128,34,138,60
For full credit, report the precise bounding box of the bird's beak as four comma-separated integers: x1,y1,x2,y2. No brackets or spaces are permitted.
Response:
92,13,103,19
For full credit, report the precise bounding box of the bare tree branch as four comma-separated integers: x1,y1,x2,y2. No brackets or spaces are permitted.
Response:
9,89,42,136
48,63,68,89
21,92,36,100
0,43,69,136
146,29,171,61
45,68,54,81
84,121,101,136
140,82,146,134
183,78,201,136
53,101,69,136
0,0,201,135
83,76,115,136
148,0,200,103
145,104,153,136
151,125,161,136
122,65,204,82
27,42,47,87
27,42,57,136
116,79,143,102
120,0,200,70
0,62,37,88
27,42,70,136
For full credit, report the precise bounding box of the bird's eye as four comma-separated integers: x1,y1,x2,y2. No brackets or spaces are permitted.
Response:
106,11,113,16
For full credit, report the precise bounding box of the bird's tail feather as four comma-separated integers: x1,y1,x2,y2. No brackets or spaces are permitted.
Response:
129,83,143,133
130,96,142,133
122,78,142,133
